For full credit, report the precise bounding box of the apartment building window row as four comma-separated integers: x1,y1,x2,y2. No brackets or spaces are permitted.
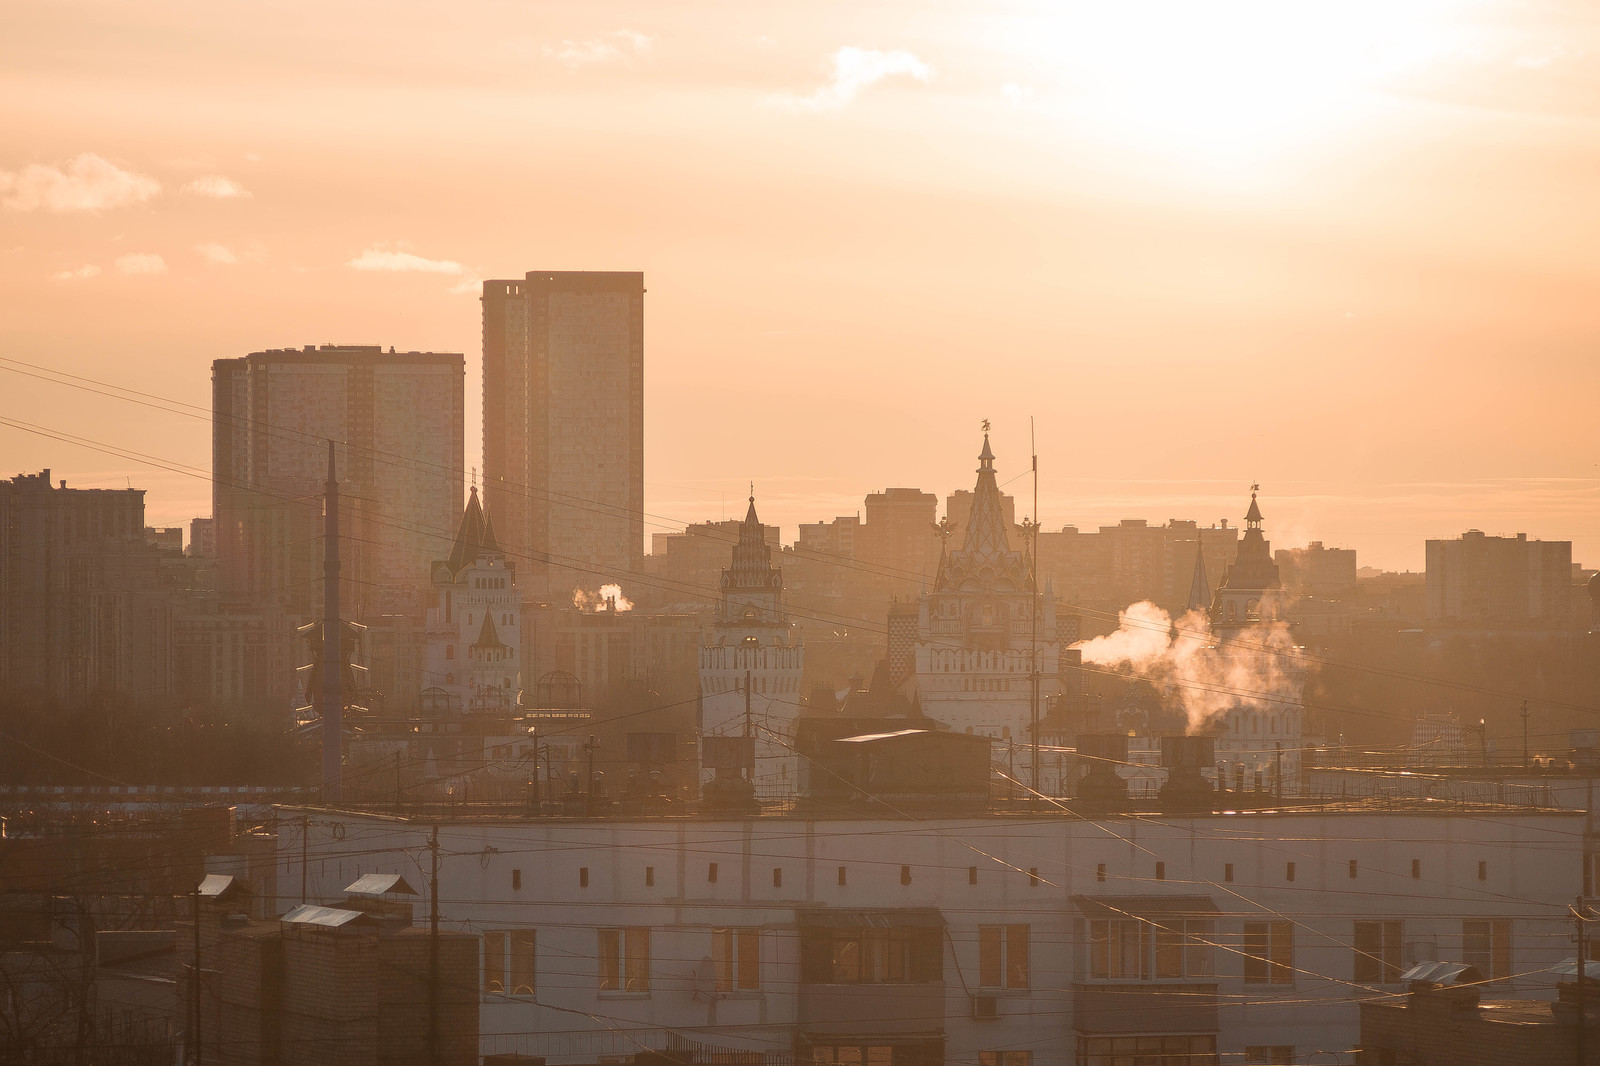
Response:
1077,1035,1217,1066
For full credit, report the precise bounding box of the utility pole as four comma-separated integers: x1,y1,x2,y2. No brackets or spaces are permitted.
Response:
1577,895,1590,1066
584,735,598,814
191,881,201,1066
1523,700,1532,770
429,825,440,1066
321,440,343,802
744,668,753,783
1028,417,1040,795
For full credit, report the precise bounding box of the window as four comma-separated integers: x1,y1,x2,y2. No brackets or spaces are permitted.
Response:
1411,859,1421,879
969,866,979,885
1155,862,1166,881
713,928,761,991
645,866,655,887
1354,921,1404,984
483,930,535,995
598,928,650,992
1224,863,1234,883
1078,1035,1216,1066
802,925,942,984
1243,922,1294,985
1463,919,1511,980
901,865,912,886
709,863,719,884
579,867,589,888
1028,867,1040,886
1089,917,1210,981
838,866,847,886
484,931,506,992
1096,864,1106,883
511,869,521,891
1478,860,1488,882
774,868,783,888
812,1043,940,1066
1285,862,1295,883
1349,860,1358,879
979,1053,1030,1066
978,925,1030,988
1245,1047,1295,1065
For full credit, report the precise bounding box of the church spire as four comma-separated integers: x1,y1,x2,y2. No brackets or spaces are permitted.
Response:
1245,482,1263,529
959,431,1012,561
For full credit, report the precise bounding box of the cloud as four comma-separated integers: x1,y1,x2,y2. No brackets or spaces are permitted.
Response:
347,247,463,274
115,253,168,275
546,29,651,68
195,242,238,265
449,277,483,295
184,174,251,199
54,264,101,281
773,47,934,111
0,154,160,212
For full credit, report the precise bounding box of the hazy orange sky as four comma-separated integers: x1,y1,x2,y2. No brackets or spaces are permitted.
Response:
3,0,1599,571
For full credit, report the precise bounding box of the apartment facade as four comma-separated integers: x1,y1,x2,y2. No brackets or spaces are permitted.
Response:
284,802,1587,1066
482,271,645,602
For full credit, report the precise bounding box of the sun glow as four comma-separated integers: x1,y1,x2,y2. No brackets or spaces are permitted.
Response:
1003,0,1473,167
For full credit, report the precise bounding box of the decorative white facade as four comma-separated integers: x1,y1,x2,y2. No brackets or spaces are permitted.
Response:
911,434,1061,741
423,487,522,716
697,496,804,794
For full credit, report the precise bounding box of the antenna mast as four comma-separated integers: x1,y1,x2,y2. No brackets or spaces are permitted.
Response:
1029,417,1040,795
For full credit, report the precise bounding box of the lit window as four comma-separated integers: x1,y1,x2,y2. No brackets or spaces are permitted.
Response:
1243,922,1293,985
713,928,761,991
598,928,650,992
978,925,1030,988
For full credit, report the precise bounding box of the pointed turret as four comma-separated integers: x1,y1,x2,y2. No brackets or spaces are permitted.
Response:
958,433,1013,562
472,610,505,651
446,487,487,574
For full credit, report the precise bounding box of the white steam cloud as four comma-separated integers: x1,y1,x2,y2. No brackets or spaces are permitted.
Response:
546,30,652,68
572,584,635,612
1073,600,1302,733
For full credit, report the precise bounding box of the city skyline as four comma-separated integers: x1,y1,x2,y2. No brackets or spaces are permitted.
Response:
5,1,1600,571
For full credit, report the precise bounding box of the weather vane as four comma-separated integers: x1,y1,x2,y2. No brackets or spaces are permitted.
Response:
1251,481,1260,493
981,418,991,433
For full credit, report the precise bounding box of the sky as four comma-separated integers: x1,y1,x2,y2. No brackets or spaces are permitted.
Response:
2,0,1599,571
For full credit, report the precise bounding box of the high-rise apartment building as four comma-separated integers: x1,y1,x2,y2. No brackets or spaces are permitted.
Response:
0,470,186,702
481,271,645,603
1425,530,1572,627
213,344,464,619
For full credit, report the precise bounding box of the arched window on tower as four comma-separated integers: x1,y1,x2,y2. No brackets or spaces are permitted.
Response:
445,646,454,660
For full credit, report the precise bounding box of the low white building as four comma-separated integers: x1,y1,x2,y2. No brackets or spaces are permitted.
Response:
278,797,1590,1066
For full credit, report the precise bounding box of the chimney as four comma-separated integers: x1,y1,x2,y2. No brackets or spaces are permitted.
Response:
1158,735,1217,813
1074,733,1129,809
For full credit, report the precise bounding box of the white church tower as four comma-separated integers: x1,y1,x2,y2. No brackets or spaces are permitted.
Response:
911,432,1062,742
697,495,804,795
422,486,521,716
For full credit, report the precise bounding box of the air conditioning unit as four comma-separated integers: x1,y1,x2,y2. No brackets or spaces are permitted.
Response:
971,995,999,1020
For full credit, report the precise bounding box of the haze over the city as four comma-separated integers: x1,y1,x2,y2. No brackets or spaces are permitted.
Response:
5,0,1600,569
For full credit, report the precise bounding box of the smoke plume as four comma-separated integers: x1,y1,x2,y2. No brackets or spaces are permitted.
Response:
1072,601,1303,733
